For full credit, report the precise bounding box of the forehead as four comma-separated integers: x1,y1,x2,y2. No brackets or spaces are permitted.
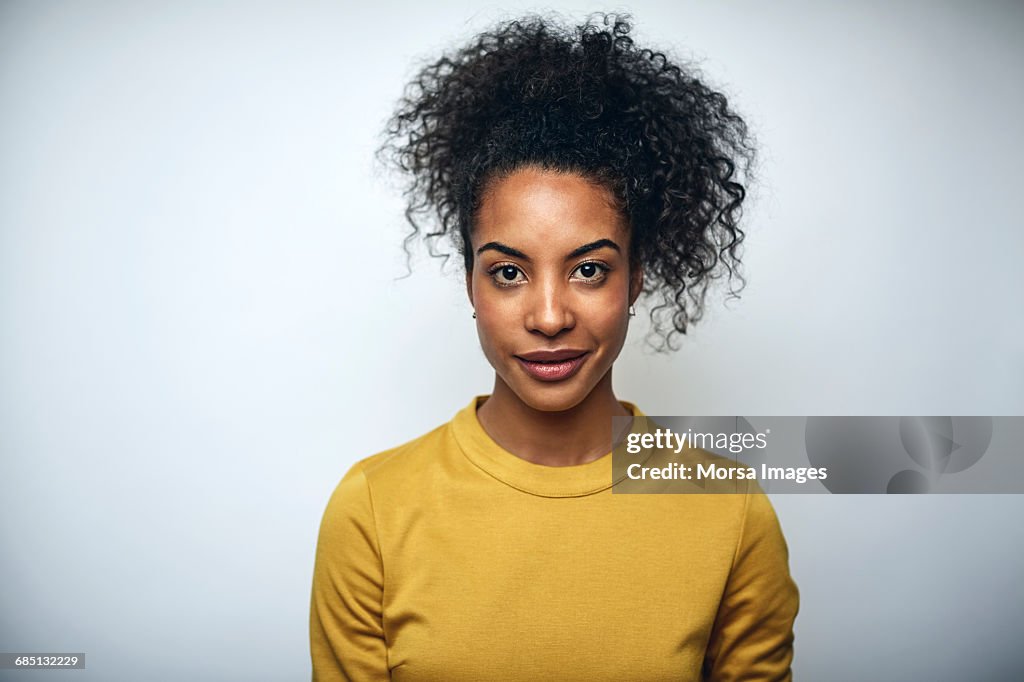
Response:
473,167,627,250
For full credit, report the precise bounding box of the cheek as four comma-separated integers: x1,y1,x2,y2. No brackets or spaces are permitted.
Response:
473,295,512,355
582,290,629,333
472,276,518,336
594,309,629,343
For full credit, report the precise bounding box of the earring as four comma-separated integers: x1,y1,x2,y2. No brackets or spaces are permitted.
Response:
472,311,477,319
628,305,636,317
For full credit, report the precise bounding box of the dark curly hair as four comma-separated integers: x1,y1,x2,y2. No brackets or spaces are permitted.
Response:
378,12,755,351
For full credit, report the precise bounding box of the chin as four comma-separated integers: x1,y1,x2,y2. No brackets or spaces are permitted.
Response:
506,376,597,413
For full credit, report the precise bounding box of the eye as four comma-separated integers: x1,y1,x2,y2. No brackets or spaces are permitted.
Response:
571,261,610,283
487,263,526,287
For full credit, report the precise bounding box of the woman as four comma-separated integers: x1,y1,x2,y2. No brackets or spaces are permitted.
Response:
311,13,798,681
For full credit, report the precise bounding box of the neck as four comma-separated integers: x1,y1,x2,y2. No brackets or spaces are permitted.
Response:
476,371,632,467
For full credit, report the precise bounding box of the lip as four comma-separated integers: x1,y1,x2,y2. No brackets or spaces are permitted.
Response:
514,350,590,382
516,349,589,362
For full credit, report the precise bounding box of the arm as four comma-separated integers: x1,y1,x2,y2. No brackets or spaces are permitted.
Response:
703,486,800,681
310,462,390,681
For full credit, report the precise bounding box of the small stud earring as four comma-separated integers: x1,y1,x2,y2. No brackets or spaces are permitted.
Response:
472,311,477,319
628,305,636,317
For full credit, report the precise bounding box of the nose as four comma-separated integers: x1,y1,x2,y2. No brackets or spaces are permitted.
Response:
524,279,575,337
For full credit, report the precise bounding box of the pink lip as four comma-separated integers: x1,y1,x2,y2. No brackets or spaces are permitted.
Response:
514,352,589,382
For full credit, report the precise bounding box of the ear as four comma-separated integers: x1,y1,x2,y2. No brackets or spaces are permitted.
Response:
465,270,474,308
629,264,644,306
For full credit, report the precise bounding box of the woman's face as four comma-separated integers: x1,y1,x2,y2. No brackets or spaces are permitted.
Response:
467,166,641,413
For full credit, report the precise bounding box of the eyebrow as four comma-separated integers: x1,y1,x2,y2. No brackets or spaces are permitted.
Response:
476,239,621,261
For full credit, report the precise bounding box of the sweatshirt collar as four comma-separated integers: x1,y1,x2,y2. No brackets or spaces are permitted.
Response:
450,395,650,498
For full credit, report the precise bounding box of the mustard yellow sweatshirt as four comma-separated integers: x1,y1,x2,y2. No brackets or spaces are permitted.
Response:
310,396,798,681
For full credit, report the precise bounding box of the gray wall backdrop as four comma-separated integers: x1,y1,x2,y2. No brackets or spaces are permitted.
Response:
1,1,1022,680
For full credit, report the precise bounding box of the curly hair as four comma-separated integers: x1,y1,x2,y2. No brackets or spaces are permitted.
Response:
378,12,755,351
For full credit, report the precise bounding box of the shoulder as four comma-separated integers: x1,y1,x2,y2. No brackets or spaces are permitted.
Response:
354,418,453,485
323,414,459,513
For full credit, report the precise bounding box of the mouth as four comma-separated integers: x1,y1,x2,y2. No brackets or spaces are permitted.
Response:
513,350,590,382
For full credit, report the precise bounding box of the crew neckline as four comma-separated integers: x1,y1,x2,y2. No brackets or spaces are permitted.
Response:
450,395,651,498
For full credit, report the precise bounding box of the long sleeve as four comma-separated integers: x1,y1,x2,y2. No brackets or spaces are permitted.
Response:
702,486,800,681
310,462,390,682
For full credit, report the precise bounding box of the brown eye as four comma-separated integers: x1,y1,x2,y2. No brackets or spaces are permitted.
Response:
571,261,609,283
488,263,526,287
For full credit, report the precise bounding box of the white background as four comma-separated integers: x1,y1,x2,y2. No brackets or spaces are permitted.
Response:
2,1,1022,679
